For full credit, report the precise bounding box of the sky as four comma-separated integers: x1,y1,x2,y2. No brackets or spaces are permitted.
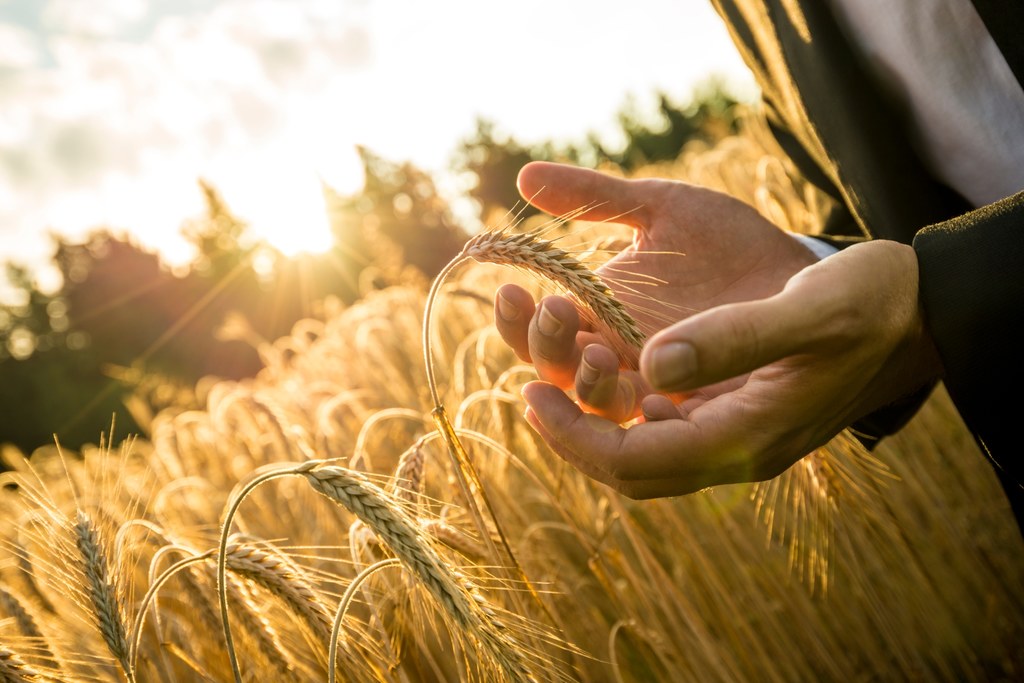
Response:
0,0,756,292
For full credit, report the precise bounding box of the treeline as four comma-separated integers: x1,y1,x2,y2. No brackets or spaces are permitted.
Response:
0,82,742,455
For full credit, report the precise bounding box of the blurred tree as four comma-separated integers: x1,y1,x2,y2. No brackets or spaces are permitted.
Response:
1,236,159,454
604,81,741,169
182,179,256,281
454,79,742,222
327,146,466,287
453,118,547,226
0,155,470,456
0,185,270,454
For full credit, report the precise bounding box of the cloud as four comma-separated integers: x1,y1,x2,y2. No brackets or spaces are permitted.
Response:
0,22,41,68
42,0,147,37
0,0,373,269
0,0,755,276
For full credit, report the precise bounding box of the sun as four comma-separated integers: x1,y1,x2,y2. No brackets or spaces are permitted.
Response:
247,167,337,257
219,135,365,258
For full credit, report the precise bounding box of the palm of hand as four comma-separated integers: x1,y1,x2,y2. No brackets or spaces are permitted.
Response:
564,180,818,421
501,165,817,421
598,183,815,337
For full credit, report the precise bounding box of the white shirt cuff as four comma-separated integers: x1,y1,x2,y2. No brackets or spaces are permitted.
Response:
790,233,840,260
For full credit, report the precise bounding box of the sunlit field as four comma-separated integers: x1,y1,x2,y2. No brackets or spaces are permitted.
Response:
0,110,1021,683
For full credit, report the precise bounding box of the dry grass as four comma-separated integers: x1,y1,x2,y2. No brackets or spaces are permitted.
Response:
0,106,1020,682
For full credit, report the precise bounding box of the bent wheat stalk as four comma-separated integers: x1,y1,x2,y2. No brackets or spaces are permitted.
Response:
329,557,402,683
422,224,647,640
218,460,537,683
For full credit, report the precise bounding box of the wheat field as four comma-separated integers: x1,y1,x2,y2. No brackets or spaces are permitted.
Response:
0,109,1021,682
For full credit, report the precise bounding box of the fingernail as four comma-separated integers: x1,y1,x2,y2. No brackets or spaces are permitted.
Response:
496,293,518,322
537,304,561,336
648,342,696,389
580,357,600,384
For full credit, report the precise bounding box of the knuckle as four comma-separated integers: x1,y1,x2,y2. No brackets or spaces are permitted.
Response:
807,284,867,347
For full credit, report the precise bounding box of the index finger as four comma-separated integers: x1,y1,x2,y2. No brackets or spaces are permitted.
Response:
518,162,661,229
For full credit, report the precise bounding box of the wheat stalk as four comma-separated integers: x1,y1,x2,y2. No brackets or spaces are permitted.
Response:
329,557,403,683
422,231,589,651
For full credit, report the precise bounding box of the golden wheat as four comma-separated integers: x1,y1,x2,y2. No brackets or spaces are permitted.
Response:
300,462,539,682
462,226,646,367
73,511,133,681
223,536,334,644
0,643,47,683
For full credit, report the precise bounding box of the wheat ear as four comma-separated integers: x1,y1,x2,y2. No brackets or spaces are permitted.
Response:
0,587,50,663
214,566,299,678
301,462,536,682
420,519,486,561
462,226,646,364
391,438,427,504
223,537,333,643
74,511,133,682
0,644,48,683
219,460,535,681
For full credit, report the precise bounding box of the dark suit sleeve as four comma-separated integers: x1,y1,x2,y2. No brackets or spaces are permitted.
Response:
913,192,1024,470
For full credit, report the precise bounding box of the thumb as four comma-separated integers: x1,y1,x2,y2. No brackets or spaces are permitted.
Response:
517,161,658,228
639,290,824,392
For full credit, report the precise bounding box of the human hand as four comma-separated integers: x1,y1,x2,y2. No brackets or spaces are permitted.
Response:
496,162,943,497
496,160,820,422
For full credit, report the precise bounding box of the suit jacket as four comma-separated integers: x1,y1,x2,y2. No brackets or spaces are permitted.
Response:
709,0,1024,521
